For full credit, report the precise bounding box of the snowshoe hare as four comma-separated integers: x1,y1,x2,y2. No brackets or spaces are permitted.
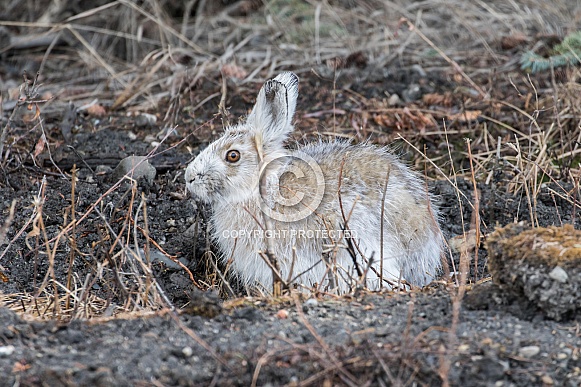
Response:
185,72,443,293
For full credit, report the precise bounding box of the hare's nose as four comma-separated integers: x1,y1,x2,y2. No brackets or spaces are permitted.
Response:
186,172,201,184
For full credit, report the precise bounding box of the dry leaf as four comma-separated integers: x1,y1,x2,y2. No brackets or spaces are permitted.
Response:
22,104,41,123
373,108,435,131
221,63,247,80
12,361,31,373
276,309,289,319
423,92,454,107
447,110,481,122
33,135,46,157
86,104,107,117
500,34,529,50
448,229,478,253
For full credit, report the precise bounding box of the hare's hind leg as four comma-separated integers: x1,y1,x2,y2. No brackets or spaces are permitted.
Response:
400,232,442,287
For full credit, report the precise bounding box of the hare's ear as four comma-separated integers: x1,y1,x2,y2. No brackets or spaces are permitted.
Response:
248,72,299,145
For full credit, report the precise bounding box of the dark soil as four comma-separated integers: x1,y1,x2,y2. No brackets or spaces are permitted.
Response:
1,16,581,387
2,287,581,386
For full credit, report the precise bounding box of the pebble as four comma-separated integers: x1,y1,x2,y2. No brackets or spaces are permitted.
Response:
387,94,400,106
374,327,390,337
411,64,427,77
402,84,421,102
303,298,318,310
518,345,540,358
95,165,113,175
112,156,157,184
182,346,193,357
548,266,568,283
0,345,15,356
276,309,289,319
148,248,181,268
135,113,157,127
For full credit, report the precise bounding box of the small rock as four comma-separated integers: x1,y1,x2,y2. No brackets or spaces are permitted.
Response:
276,309,289,319
156,126,179,139
540,374,554,385
518,345,540,358
0,345,15,356
402,84,422,102
374,327,390,337
86,104,106,117
112,156,156,184
95,165,113,175
411,64,427,77
548,266,568,283
135,113,157,127
182,346,193,358
144,134,156,143
148,248,181,269
387,94,400,106
556,352,568,360
303,298,318,312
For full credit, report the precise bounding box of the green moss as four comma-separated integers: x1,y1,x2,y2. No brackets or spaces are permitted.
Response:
487,223,581,270
520,31,581,73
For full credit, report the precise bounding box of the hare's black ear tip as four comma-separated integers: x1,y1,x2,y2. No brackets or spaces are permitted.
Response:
273,72,299,90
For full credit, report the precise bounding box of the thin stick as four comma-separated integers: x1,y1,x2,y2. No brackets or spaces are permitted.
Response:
218,69,230,127
141,192,152,305
336,156,363,278
379,166,391,290
466,140,481,283
0,200,16,273
65,165,78,310
314,3,322,64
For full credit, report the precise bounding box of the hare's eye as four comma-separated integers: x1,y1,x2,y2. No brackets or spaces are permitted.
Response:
225,150,241,163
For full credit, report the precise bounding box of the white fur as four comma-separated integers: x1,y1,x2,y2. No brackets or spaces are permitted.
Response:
185,72,443,293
